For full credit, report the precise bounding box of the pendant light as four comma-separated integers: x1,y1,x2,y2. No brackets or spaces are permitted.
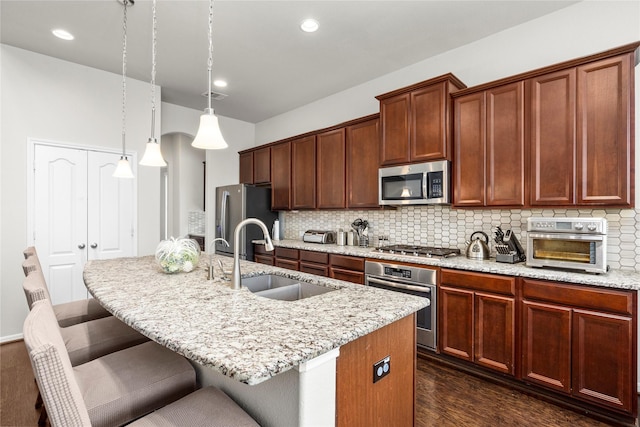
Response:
140,0,167,167
191,0,228,150
113,0,135,178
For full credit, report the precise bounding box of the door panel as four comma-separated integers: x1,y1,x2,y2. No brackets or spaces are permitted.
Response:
87,151,134,260
34,145,88,303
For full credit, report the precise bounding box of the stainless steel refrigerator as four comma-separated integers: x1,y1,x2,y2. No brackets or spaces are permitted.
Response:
214,184,277,260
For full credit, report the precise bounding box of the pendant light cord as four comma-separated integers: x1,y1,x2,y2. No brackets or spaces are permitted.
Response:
121,0,128,157
150,0,157,139
207,0,213,112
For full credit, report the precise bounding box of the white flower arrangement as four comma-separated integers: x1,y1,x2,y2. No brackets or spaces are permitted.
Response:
155,237,201,274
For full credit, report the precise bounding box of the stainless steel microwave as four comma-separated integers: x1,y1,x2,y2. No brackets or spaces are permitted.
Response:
526,217,608,274
378,160,450,205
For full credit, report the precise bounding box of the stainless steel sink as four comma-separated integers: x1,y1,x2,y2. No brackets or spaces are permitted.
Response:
241,274,300,293
241,274,336,301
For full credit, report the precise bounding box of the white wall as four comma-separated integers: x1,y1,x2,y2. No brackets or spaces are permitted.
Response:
161,102,256,251
255,1,640,144
0,45,162,340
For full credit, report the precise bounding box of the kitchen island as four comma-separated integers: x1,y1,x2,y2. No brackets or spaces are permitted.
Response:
83,255,427,426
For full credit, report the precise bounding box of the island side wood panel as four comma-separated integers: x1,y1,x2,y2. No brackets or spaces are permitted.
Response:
336,313,416,426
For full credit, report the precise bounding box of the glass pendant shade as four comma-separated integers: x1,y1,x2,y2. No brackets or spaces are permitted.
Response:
191,109,229,149
140,138,167,166
114,156,135,178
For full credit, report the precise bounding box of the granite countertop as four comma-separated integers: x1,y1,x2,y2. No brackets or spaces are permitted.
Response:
83,255,427,386
265,239,640,291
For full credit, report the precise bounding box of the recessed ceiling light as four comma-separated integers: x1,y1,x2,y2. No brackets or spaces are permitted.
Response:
300,19,319,33
213,80,228,88
52,29,74,41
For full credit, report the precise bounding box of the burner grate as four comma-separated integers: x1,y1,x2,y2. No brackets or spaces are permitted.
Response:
375,244,460,258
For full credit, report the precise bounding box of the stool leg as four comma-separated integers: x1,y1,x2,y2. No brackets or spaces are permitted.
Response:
38,405,47,427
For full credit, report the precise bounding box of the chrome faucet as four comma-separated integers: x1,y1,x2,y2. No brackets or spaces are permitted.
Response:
231,218,274,290
208,237,229,280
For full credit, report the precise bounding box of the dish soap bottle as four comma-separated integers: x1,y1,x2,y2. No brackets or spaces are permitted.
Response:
272,219,280,241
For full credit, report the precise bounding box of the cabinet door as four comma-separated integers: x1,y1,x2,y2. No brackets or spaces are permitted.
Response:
346,118,380,208
300,262,329,277
411,82,448,161
317,128,346,209
291,135,317,209
439,286,473,361
270,142,291,210
254,254,274,266
453,92,485,206
521,301,571,393
572,309,634,413
330,268,364,285
380,93,411,166
576,53,632,206
239,151,254,184
253,147,271,184
475,292,515,375
486,82,525,207
530,69,576,205
275,258,299,271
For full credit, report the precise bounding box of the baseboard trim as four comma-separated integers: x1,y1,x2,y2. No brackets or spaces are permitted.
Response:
1,333,24,344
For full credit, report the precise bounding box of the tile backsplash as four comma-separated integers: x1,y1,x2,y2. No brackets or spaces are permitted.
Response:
281,206,640,272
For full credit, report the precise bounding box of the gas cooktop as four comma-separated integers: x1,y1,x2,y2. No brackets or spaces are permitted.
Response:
374,244,461,258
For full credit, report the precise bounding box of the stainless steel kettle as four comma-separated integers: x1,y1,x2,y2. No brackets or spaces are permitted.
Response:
465,231,491,260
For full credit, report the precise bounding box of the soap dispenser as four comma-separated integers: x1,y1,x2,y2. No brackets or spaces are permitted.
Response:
272,219,280,241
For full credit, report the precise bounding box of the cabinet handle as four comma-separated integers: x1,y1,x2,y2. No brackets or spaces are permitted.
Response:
78,244,86,249
90,243,98,249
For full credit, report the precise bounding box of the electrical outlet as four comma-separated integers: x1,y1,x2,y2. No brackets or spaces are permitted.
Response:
373,355,390,383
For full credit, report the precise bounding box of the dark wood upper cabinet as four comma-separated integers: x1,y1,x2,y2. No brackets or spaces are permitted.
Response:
291,135,316,209
530,68,576,205
377,74,466,166
346,117,380,209
270,141,291,210
486,82,525,207
317,128,346,209
239,151,254,184
576,53,633,206
453,92,486,207
455,43,636,208
253,146,271,184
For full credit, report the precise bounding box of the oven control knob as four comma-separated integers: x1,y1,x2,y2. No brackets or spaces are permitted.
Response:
400,251,407,255
413,251,419,257
587,223,597,231
574,223,584,230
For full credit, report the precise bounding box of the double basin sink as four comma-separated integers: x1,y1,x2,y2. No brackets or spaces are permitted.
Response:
241,274,337,301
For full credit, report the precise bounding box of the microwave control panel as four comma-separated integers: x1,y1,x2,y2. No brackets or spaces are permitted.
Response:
427,171,444,199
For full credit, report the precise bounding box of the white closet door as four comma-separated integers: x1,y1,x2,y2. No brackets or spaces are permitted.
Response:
34,145,88,304
87,151,135,260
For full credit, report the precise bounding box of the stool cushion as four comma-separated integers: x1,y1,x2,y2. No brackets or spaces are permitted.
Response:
61,315,149,366
75,341,196,427
129,387,259,427
54,298,112,327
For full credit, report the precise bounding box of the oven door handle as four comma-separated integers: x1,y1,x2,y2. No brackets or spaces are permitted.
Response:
366,276,431,293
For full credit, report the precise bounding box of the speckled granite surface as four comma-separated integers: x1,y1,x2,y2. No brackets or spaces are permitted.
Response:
83,256,427,386
265,239,640,290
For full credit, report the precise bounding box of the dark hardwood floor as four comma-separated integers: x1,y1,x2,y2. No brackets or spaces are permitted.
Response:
0,340,627,426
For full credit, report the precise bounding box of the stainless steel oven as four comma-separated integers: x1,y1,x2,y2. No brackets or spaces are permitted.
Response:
365,260,437,351
526,217,608,274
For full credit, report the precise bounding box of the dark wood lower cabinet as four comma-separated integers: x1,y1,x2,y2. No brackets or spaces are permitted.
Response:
440,269,516,376
330,254,365,285
521,278,637,417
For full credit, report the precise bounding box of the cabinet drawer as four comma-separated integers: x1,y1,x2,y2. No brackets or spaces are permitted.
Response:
254,254,274,266
300,262,329,277
300,250,328,264
275,247,299,260
521,278,634,316
275,259,299,271
254,244,272,255
329,254,364,271
441,269,515,296
331,268,364,285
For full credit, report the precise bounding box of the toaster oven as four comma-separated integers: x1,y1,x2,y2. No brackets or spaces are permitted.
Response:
526,217,608,274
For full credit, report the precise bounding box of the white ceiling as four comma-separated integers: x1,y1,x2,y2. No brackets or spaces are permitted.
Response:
0,0,578,123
